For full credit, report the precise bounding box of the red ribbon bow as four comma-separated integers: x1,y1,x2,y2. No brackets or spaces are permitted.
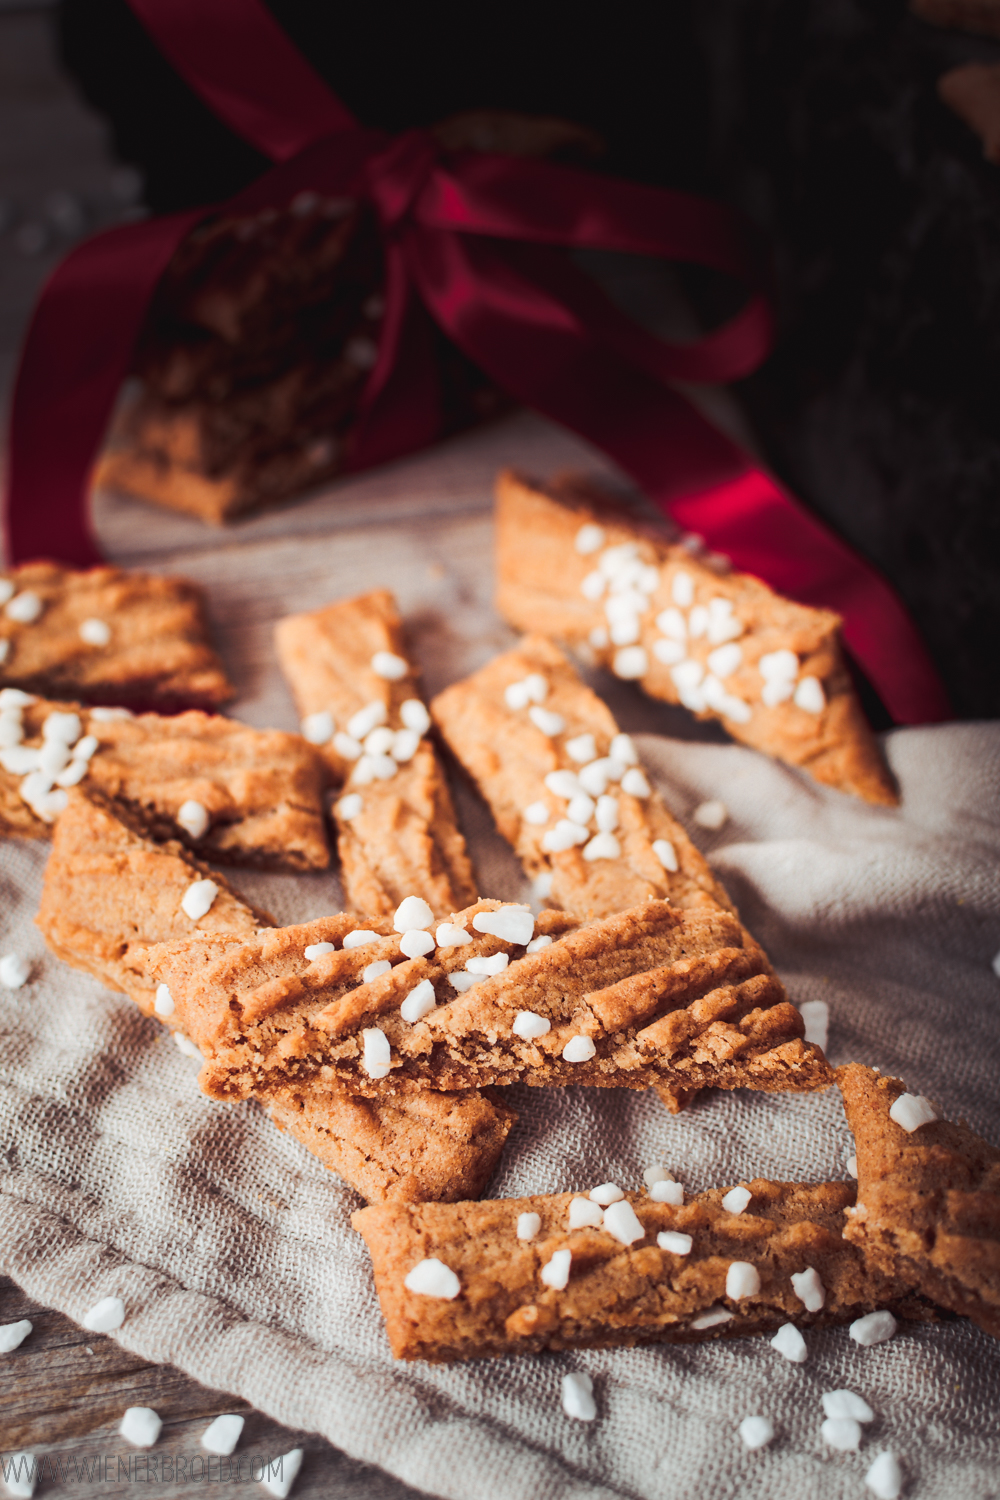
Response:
3,0,950,724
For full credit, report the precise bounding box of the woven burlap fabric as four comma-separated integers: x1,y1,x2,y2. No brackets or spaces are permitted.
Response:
2,413,999,1498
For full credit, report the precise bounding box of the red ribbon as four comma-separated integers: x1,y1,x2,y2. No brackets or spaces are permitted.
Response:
2,0,950,724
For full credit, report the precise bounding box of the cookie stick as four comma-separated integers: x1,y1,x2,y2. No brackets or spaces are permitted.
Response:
275,588,477,917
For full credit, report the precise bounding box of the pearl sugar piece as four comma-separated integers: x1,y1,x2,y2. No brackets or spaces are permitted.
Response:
404,1258,460,1299
399,698,430,734
394,895,434,934
738,1415,774,1450
371,650,408,680
301,711,334,744
561,1371,596,1422
517,1212,541,1242
79,617,111,647
176,800,209,840
120,1407,162,1449
181,879,219,921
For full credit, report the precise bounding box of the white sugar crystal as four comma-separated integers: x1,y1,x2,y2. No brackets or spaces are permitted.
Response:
361,1027,391,1077
6,592,43,623
595,794,619,832
562,1035,596,1063
567,792,595,825
794,675,826,714
865,1451,903,1500
657,1230,692,1255
770,1322,808,1363
154,984,174,1018
332,732,363,760
761,678,795,708
581,571,606,602
354,751,397,782
850,1310,897,1347
391,727,421,762
78,617,111,647
606,586,646,620
43,710,81,744
371,650,408,680
889,1093,939,1132
505,679,531,711
399,929,435,959
589,1182,624,1206
173,1032,199,1058
448,972,481,992
652,839,678,873
473,906,535,946
690,1305,732,1331
610,733,637,765
688,604,708,638
847,1155,858,1178
0,955,30,990
561,1371,596,1422
533,872,553,899
38,738,71,775
799,1000,829,1049
177,799,209,840
613,646,648,679
577,759,610,795
301,711,334,744
0,713,23,749
516,1212,541,1242
583,831,621,861
656,606,687,641
721,1186,752,1215
693,799,728,830
822,1417,863,1453
362,959,391,983
1,746,40,774
726,1261,761,1299
544,769,583,800
304,942,335,961
394,895,434,933
120,1406,162,1448
738,1415,774,1450
541,1248,571,1290
83,1295,125,1333
603,1201,645,1246
649,1180,684,1205
23,776,68,823
671,658,704,692
466,952,509,976
523,675,548,702
599,542,640,577
721,694,752,724
335,793,363,820
400,980,436,1024
643,1165,672,1186
0,688,35,708
568,1196,604,1230
529,705,565,736
400,698,430,734
653,637,686,665
609,615,641,647
523,800,550,826
822,1390,875,1423
201,1413,244,1456
620,767,650,798
364,725,395,756
791,1266,825,1312
707,643,743,678
72,734,99,762
672,570,694,607
90,706,132,721
702,673,730,715
347,700,387,740
707,612,744,646
575,523,605,555
566,733,597,763
436,922,472,947
759,649,798,681
0,1318,32,1353
401,1254,461,1302
512,1011,551,1040
259,1447,304,1499
181,879,218,921
526,935,553,954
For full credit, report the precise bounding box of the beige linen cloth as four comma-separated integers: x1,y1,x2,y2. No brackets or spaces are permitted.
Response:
2,412,999,1498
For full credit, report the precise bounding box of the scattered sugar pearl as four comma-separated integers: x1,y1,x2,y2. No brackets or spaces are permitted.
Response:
822,1417,862,1452
39,738,71,775
608,733,636,765
400,980,436,1024
589,1182,624,1206
707,607,744,646
365,725,396,756
0,688,35,708
583,831,621,861
259,1447,304,1499
504,680,531,710
690,1306,732,1331
850,1310,897,1347
0,955,30,989
889,1093,939,1132
726,1261,761,1299
649,1180,684,1205
799,1000,829,1050
759,649,798,682
657,1230,692,1255
620,767,650,799
738,1415,774,1450
173,1033,200,1058
608,614,641,647
400,699,430,734
693,799,728,830
0,713,23,749
523,800,549,826
2,746,39,774
43,710,81,744
154,984,174,1018
565,733,597,763
353,752,396,782
672,659,704,695
436,923,472,947
201,1414,244,1456
718,1186,753,1219
448,972,480,993
361,1027,391,1077
602,1199,645,1246
177,800,209,840
181,879,219,921
865,1452,904,1500
333,732,363,761
567,792,595,825
362,959,391,983
672,571,694,607
643,1166,671,1187
526,935,553,954
613,646,648,679
72,734,99,761
82,1295,125,1333
371,650,408,681
762,678,794,708
562,1035,596,1063
688,605,709,639
575,523,605,555
578,757,624,796
791,1267,825,1312
120,1406,162,1448
517,1212,541,1242
512,1011,551,1040
652,839,678,873
823,1390,875,1423
343,929,382,948
569,1197,604,1230
656,607,687,641
770,1322,807,1363
6,592,43,623
0,1318,32,1353
304,942,335,961
794,676,826,715
301,711,334,744
653,637,685,666
336,793,363,821
392,728,421,763
594,795,619,832
347,700,387,741
707,643,743,679
847,1155,858,1178
90,706,132,721
473,905,535,945
78,617,111,647
466,952,509,977
561,1371,596,1422
544,769,583,799
581,572,606,603
394,895,434,933
541,1249,572,1291
517,674,547,703
529,705,565,736
533,872,553,900
399,929,435,959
